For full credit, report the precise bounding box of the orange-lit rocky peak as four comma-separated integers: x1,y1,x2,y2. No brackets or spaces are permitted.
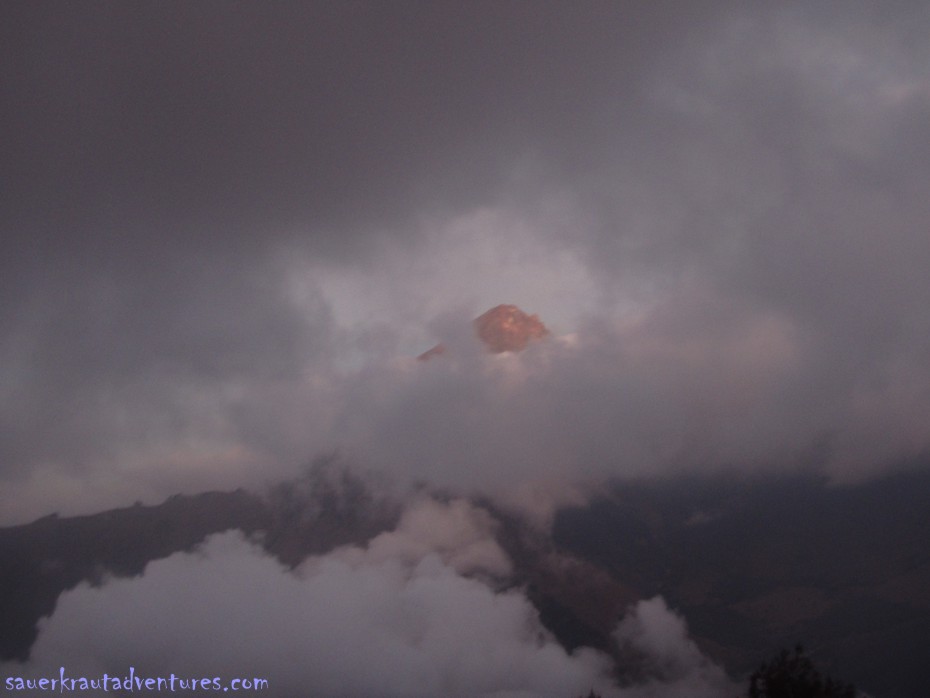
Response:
418,305,549,360
474,304,549,353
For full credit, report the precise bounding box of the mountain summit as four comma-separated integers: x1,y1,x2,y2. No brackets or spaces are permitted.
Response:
474,304,550,352
418,304,549,360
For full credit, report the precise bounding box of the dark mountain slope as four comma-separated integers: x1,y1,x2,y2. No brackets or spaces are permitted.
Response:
0,489,268,661
0,461,400,663
552,466,930,698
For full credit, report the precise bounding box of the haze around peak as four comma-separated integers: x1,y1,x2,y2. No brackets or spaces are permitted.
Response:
2,2,930,522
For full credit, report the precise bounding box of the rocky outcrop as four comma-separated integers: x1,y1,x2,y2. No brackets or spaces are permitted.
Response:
418,304,549,360
474,304,550,353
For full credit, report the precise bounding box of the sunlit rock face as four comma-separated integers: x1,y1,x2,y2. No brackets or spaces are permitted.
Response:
418,305,549,360
474,305,549,353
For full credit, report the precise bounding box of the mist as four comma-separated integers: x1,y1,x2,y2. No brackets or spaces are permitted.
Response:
2,2,929,695
3,2,929,523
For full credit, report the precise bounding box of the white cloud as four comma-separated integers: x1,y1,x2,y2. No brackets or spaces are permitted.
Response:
613,597,736,698
12,531,617,698
8,528,747,698
323,495,513,579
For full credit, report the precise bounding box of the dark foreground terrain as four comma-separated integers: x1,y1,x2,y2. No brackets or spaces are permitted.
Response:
2,462,928,697
553,466,930,697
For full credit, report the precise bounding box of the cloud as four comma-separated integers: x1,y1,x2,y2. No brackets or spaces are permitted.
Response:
613,597,736,698
4,6,928,698
7,499,742,698
326,495,514,579
11,530,617,698
326,282,923,498
2,2,930,522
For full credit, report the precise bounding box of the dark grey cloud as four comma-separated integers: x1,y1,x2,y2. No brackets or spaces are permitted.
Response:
2,1,930,521
1,1,729,258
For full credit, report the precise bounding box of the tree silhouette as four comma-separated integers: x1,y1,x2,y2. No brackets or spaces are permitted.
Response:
748,645,856,698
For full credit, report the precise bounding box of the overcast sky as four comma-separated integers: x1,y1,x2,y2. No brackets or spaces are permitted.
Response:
3,1,930,523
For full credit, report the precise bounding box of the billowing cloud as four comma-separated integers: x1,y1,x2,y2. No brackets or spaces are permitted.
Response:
7,509,739,698
11,530,617,698
613,597,735,698
328,495,514,579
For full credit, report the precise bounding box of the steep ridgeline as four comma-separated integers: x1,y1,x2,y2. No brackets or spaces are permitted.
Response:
0,461,400,662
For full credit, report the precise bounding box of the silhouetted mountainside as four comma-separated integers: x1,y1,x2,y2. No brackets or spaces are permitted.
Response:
0,489,268,661
482,499,639,665
0,461,400,663
553,466,930,698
